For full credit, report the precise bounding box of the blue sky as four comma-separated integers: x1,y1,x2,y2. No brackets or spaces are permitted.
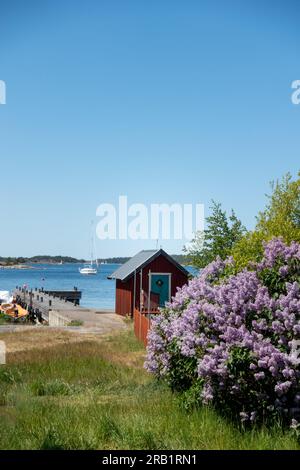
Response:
0,0,299,258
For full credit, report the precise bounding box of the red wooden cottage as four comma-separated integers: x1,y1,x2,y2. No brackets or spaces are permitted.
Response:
108,249,189,317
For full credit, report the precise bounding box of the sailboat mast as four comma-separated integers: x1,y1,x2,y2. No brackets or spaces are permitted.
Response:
90,221,98,268
91,236,94,266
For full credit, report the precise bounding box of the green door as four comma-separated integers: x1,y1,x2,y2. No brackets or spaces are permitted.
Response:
151,274,170,307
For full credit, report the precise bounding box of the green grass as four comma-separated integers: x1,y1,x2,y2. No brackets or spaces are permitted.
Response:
0,329,299,450
0,312,9,325
68,320,84,327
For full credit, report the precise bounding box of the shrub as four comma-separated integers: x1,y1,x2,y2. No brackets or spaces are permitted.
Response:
145,238,300,427
0,312,9,325
232,172,300,269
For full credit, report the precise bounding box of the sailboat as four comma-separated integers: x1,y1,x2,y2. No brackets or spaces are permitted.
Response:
79,224,98,275
79,263,97,275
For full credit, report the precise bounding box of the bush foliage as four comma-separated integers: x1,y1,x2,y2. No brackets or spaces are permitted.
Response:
232,172,300,269
184,200,246,269
146,238,300,427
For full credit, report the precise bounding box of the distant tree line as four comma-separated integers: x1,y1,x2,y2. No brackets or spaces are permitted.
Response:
29,256,86,263
0,257,27,266
0,256,86,266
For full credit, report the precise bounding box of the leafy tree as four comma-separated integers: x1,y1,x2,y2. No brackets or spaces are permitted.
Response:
232,172,300,269
185,201,246,268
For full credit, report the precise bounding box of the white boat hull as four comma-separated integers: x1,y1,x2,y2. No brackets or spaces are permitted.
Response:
79,267,97,275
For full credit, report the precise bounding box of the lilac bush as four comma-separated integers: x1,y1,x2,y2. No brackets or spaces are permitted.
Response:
145,238,300,426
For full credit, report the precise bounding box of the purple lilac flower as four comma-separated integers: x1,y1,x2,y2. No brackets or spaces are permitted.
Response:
145,238,300,426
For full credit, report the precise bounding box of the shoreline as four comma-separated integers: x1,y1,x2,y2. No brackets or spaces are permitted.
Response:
0,264,37,270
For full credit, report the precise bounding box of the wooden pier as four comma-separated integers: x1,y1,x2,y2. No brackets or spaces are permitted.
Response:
13,286,118,328
43,289,81,305
14,286,82,321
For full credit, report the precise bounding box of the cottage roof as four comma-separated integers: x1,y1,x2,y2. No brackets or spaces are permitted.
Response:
108,249,189,281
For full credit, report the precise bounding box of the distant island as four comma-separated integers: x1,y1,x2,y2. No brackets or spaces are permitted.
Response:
0,254,190,267
0,256,86,267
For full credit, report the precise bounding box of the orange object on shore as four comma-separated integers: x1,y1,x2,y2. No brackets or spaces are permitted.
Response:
0,303,28,318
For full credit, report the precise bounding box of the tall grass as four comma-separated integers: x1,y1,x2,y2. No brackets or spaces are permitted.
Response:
0,329,299,450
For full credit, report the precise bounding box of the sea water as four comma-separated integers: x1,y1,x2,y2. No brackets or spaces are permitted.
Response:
0,263,118,309
0,263,197,309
